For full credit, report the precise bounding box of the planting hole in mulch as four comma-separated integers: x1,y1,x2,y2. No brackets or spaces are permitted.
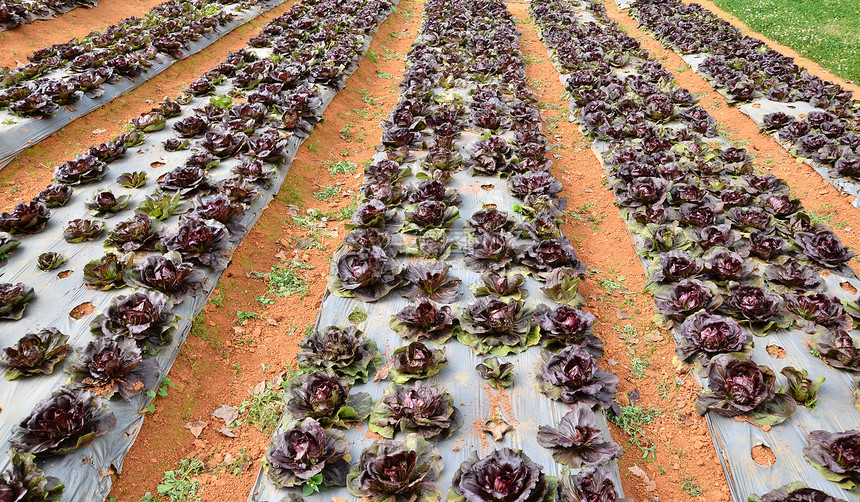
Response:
751,444,776,466
150,161,165,169
840,282,858,294
69,302,95,320
766,345,786,359
57,270,72,279
480,183,494,191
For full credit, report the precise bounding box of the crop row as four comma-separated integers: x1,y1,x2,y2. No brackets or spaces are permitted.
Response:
0,0,395,499
0,0,288,168
531,0,860,500
628,0,860,205
0,0,96,31
250,0,630,500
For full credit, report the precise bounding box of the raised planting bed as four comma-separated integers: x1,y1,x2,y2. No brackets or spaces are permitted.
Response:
532,0,860,500
0,0,98,32
0,0,395,499
248,0,630,500
627,0,860,210
0,0,289,170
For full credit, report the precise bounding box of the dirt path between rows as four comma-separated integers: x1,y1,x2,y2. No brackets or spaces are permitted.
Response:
510,3,732,500
0,0,301,211
108,0,424,499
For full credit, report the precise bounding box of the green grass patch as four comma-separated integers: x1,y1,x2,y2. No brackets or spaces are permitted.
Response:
712,0,860,82
326,160,358,176
313,184,342,201
266,261,315,297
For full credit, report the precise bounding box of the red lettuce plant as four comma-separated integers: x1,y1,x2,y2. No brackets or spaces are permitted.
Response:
0,449,64,501
536,346,618,409
401,261,461,304
448,449,556,502
747,481,846,502
390,300,457,344
0,328,71,380
537,403,622,468
10,387,116,455
346,434,443,502
369,382,462,441
695,354,796,426
66,337,160,399
390,342,447,384
457,297,539,356
328,246,402,302
296,326,381,384
475,356,514,388
265,418,350,491
0,283,35,320
284,370,372,428
804,430,860,490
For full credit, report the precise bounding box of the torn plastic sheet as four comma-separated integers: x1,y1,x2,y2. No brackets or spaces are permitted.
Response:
537,2,860,501
0,0,100,33
0,5,392,501
0,0,288,171
246,169,626,502
615,2,860,211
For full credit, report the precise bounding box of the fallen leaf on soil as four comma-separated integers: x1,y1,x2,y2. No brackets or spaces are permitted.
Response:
272,375,284,388
627,389,640,404
91,128,107,135
644,332,663,342
374,365,391,382
483,418,513,441
219,428,237,438
266,318,278,326
628,465,657,492
212,405,239,426
295,238,316,251
286,205,299,216
614,309,629,320
251,380,266,394
184,421,208,438
224,453,235,465
274,250,291,261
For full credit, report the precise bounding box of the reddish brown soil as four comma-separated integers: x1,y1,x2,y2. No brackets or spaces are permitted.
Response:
108,0,423,499
0,0,302,209
751,444,776,466
0,0,167,69
512,3,731,500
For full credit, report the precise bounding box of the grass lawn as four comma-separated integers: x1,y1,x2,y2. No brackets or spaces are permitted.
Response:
712,0,860,83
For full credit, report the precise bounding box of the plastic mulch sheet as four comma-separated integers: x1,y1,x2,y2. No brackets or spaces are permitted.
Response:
246,168,626,502
0,0,100,33
611,0,860,211
0,4,393,500
0,0,288,171
246,3,628,499
539,2,860,501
